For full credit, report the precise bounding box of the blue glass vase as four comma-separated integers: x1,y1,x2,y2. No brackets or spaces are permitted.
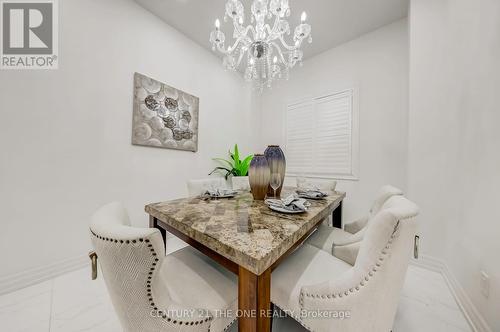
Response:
264,145,286,197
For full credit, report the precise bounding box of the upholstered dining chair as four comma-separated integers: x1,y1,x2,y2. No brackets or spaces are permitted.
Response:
271,194,419,332
296,177,337,192
307,185,403,265
89,202,237,332
296,177,338,226
187,177,228,197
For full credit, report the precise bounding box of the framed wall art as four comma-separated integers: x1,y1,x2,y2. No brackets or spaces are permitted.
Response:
132,72,199,152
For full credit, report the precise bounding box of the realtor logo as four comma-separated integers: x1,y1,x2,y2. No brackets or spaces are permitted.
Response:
1,0,58,69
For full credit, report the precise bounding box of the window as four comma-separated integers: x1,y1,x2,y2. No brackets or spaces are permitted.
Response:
285,89,359,180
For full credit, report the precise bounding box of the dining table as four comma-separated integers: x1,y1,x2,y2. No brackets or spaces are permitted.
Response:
145,187,345,332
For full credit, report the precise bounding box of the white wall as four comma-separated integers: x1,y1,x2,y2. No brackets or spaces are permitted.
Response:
4,2,497,328
0,0,258,280
409,0,500,329
259,20,409,222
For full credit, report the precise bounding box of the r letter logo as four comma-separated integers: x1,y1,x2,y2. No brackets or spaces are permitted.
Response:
1,0,58,69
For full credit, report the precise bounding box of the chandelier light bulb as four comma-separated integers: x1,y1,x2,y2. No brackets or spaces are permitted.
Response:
249,58,255,65
301,11,307,23
273,56,278,63
239,17,244,24
215,19,220,29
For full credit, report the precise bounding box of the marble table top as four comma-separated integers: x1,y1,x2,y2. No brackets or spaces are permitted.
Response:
145,188,345,275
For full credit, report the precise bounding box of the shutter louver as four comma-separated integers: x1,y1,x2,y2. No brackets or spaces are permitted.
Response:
285,90,356,179
286,100,314,175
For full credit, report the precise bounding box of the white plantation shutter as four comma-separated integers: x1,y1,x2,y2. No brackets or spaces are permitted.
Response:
285,89,359,179
286,100,314,175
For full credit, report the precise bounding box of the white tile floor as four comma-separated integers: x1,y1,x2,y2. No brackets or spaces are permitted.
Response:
0,237,472,332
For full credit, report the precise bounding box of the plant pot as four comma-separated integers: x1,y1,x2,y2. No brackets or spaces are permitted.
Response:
264,145,286,197
231,176,250,191
249,154,271,200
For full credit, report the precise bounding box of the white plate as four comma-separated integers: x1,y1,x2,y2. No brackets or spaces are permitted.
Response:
297,193,326,200
268,205,307,214
217,193,236,198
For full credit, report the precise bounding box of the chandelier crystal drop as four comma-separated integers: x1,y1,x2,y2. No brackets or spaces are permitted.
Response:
210,0,312,91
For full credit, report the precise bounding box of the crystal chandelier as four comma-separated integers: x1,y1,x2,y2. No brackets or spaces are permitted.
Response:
210,0,312,91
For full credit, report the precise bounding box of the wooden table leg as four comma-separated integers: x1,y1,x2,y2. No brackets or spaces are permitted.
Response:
149,216,167,245
238,266,271,332
332,201,343,228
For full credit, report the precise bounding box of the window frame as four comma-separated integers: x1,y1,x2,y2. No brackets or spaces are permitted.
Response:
283,88,360,181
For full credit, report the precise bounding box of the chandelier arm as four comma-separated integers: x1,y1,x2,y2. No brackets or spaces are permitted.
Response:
216,43,229,54
232,18,247,37
267,15,281,40
264,23,273,39
230,22,254,45
270,41,292,67
242,25,256,44
278,34,301,51
235,49,246,68
216,30,251,54
227,36,246,52
247,25,257,40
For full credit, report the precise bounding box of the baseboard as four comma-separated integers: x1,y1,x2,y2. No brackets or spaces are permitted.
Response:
410,254,443,273
0,251,492,332
0,234,177,297
0,254,88,296
441,263,493,332
411,255,492,332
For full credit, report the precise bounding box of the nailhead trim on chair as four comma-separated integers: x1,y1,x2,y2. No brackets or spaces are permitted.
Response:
90,229,213,329
300,219,407,306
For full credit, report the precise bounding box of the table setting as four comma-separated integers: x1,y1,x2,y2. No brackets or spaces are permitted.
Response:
200,188,238,199
146,145,344,332
208,144,335,215
265,194,311,214
295,187,329,200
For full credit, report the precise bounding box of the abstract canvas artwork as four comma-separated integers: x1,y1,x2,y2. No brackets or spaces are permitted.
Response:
132,73,199,152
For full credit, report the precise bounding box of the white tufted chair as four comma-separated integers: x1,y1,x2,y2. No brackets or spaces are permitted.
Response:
296,177,338,192
307,185,403,265
187,178,228,197
296,178,338,227
89,202,237,332
271,194,418,332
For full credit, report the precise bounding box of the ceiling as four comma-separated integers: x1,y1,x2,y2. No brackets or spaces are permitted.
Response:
135,0,409,60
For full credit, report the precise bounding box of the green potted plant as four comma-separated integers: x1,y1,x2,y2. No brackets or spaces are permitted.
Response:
209,144,253,191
